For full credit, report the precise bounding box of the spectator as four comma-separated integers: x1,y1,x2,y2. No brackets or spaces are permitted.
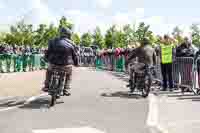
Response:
160,35,175,91
175,37,196,91
176,37,195,57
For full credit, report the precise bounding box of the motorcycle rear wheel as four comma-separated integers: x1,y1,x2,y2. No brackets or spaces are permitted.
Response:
142,76,151,98
50,93,57,107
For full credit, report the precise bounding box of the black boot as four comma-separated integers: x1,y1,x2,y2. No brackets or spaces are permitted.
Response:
42,70,52,92
128,79,135,93
63,89,71,96
126,79,132,87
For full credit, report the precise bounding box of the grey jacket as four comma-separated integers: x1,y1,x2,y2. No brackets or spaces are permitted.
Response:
127,44,156,66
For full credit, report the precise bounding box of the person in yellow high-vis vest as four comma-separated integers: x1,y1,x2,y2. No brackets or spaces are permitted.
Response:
160,35,175,91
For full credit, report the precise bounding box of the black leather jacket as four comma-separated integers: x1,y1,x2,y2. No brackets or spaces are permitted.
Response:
45,37,78,66
176,42,195,57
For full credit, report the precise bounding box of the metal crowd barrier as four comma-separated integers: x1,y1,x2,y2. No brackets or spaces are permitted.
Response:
79,55,96,67
195,57,200,94
96,54,200,94
175,57,194,89
0,54,47,73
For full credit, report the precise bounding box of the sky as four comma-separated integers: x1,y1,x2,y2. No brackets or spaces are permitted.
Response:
0,0,200,36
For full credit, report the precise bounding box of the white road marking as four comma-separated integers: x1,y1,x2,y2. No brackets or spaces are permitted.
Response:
147,94,169,133
147,94,159,127
32,127,106,133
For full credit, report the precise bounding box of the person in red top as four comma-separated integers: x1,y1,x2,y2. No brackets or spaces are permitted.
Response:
115,48,121,56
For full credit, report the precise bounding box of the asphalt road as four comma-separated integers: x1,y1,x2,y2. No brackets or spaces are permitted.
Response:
0,68,155,133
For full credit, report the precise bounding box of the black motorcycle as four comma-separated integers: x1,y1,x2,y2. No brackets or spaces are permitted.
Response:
128,63,153,97
48,68,66,107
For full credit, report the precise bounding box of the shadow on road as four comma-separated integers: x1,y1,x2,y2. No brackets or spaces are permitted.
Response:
101,91,144,99
177,96,200,101
107,71,129,82
152,90,181,96
0,99,26,107
157,91,200,102
20,98,64,109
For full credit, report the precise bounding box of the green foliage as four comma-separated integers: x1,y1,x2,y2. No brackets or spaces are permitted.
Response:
72,33,81,45
172,26,184,44
123,24,135,47
81,32,92,47
2,17,200,49
191,24,200,47
104,25,117,48
92,27,104,48
114,30,126,48
2,17,73,47
135,22,151,42
59,16,73,30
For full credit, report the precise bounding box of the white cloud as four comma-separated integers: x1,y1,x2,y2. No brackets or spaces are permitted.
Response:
65,10,82,16
142,16,164,25
0,2,5,9
135,8,144,18
65,10,104,34
112,13,132,26
96,0,112,9
136,16,176,35
22,0,57,27
177,25,192,38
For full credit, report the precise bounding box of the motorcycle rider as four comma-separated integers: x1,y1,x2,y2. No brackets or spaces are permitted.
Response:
125,38,157,92
42,27,78,96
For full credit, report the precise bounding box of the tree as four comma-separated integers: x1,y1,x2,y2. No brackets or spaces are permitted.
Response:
34,24,48,47
41,24,58,47
123,24,135,48
72,33,81,45
81,32,92,47
104,25,117,48
135,22,150,42
0,32,6,43
115,30,126,48
59,16,73,30
92,27,104,48
172,26,184,44
3,20,34,45
191,24,200,47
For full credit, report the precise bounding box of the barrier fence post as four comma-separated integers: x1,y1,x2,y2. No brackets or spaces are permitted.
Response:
13,54,17,72
36,54,42,70
29,54,35,71
22,54,29,72
40,54,48,70
11,54,14,72
196,58,200,91
5,53,12,73
16,54,23,72
95,56,102,69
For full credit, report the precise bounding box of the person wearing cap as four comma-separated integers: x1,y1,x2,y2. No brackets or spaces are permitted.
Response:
125,38,157,92
42,27,78,96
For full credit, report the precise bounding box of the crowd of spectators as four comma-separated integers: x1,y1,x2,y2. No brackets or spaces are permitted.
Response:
0,44,46,55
